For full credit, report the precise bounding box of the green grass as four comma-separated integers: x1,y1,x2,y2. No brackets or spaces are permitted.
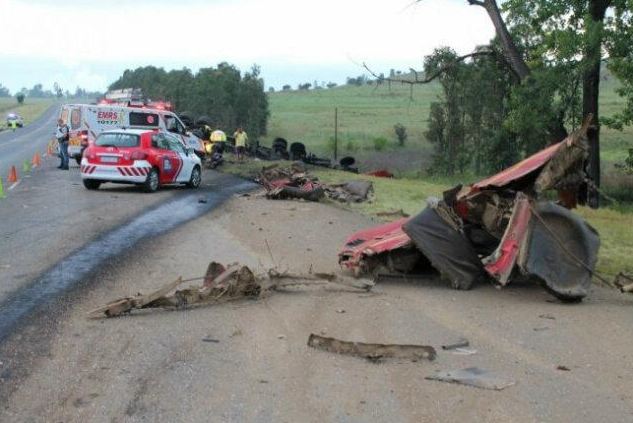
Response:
265,78,633,169
221,157,633,281
0,98,56,129
264,83,442,157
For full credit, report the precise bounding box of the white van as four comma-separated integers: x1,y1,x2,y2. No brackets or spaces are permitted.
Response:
58,104,204,164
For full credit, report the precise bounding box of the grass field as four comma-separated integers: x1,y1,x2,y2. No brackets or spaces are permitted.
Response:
263,78,633,174
0,98,56,129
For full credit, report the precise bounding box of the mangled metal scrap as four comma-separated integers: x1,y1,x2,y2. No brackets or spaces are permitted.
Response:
426,367,515,390
89,262,373,318
307,334,436,362
340,120,600,301
258,163,373,203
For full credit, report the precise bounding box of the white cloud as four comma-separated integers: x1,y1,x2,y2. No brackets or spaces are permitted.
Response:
0,0,494,90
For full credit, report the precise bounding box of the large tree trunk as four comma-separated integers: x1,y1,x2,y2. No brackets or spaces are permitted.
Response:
583,0,611,208
468,0,529,80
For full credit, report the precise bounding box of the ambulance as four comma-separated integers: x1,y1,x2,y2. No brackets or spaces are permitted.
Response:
58,104,204,164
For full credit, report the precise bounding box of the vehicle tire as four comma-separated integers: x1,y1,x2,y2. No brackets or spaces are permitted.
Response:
143,168,160,193
83,179,101,190
187,166,201,188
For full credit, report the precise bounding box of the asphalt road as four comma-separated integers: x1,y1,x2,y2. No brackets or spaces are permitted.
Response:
2,188,633,422
0,104,60,182
1,150,632,421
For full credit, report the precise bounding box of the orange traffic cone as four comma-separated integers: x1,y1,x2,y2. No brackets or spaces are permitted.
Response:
47,144,53,157
7,166,18,183
32,152,42,167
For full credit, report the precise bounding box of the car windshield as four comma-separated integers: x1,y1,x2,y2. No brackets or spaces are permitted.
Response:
95,133,140,148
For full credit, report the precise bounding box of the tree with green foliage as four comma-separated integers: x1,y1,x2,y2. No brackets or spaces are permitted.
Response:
0,84,10,97
413,0,633,207
109,63,269,138
16,92,25,104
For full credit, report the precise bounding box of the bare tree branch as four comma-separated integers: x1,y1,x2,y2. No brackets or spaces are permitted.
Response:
467,0,485,6
362,51,495,86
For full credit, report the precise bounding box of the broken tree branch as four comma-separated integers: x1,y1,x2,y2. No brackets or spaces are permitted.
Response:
362,51,495,86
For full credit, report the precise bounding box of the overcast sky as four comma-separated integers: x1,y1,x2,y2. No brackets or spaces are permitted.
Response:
0,0,494,93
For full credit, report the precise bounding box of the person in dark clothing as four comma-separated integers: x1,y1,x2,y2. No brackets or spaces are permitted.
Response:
56,118,70,170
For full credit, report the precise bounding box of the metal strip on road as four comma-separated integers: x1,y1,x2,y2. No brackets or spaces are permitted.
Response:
0,178,256,343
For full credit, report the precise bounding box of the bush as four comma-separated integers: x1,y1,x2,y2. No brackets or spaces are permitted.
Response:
394,123,407,146
16,93,25,104
345,140,359,152
373,137,388,151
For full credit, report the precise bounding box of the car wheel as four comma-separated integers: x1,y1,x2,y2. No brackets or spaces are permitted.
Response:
143,168,159,193
187,166,201,188
83,179,101,190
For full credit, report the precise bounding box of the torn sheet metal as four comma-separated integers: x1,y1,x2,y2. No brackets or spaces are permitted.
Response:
89,263,373,318
338,123,599,301
339,218,413,276
403,207,483,290
307,334,436,362
520,202,600,301
426,367,515,390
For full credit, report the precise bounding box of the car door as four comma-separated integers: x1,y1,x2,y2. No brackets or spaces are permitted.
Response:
165,134,193,183
152,133,180,184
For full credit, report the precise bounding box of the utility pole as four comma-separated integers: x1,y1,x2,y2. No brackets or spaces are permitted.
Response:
334,107,338,162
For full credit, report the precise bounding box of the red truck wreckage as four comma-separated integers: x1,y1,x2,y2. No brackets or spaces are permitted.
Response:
339,121,600,302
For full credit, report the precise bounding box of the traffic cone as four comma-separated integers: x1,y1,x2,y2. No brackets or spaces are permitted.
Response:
32,152,42,167
47,143,53,157
23,159,31,173
7,166,18,183
0,177,5,199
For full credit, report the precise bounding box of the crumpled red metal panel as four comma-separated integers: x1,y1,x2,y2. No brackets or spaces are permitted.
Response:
339,218,412,272
470,142,562,191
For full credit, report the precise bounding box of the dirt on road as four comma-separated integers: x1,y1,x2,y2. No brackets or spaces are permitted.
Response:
2,192,633,422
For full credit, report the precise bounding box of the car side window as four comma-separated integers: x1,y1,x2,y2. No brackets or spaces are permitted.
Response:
166,135,186,154
165,115,185,135
151,134,170,150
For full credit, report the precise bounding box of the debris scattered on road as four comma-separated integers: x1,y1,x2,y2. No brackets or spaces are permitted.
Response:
441,338,469,350
557,365,571,371
335,309,346,314
339,119,601,302
539,314,556,320
257,163,373,203
202,337,220,343
88,262,373,318
533,326,550,332
426,367,515,390
198,198,208,204
307,334,436,362
451,347,477,355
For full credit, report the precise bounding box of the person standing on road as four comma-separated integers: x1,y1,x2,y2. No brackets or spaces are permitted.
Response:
233,126,248,162
56,118,70,170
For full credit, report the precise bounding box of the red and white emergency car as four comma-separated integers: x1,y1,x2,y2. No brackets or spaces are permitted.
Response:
80,129,202,192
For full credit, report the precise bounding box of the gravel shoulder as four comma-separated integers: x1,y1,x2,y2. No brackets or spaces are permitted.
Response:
2,192,633,422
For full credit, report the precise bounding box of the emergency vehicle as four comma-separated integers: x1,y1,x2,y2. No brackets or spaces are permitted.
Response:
58,104,204,164
80,129,202,192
